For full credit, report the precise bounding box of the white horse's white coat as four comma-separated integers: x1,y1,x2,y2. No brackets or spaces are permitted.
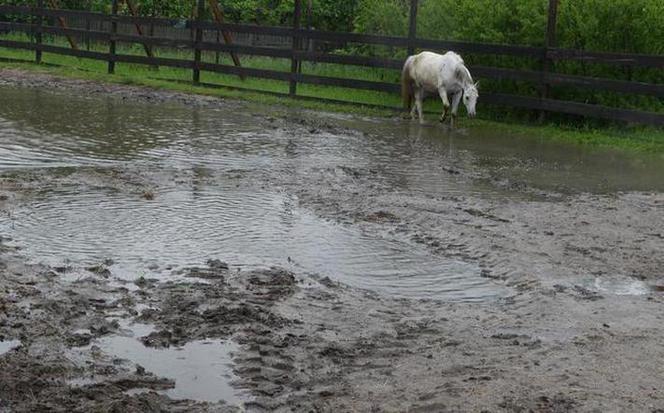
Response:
401,51,479,126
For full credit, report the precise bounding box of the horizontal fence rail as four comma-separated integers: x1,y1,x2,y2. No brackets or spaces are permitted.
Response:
0,3,662,126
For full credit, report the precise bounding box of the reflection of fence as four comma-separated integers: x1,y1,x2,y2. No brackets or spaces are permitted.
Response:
0,0,662,126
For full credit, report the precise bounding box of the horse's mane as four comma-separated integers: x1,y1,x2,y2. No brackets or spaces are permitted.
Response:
454,63,473,85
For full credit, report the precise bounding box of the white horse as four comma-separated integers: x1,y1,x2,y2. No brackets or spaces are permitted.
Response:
401,51,479,126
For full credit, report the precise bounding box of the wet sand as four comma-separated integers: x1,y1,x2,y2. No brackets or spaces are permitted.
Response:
1,69,664,412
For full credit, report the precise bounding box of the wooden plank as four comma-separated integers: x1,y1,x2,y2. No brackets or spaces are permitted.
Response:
461,65,664,97
200,62,292,81
544,72,664,98
45,0,79,50
191,20,293,36
116,32,189,48
198,41,291,58
0,39,110,61
414,38,545,58
289,0,302,96
207,0,243,75
548,48,664,68
0,39,40,52
199,61,399,93
111,53,193,69
39,43,108,60
294,51,403,69
300,28,409,48
191,20,411,47
111,14,186,28
295,73,399,93
108,0,118,74
482,93,664,126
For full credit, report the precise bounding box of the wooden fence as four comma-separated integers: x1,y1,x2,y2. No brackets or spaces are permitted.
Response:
0,0,663,126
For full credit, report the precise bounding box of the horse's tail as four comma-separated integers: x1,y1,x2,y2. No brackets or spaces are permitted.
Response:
401,56,414,112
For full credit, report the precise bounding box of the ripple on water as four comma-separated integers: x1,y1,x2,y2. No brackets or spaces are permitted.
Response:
0,85,526,301
4,183,504,301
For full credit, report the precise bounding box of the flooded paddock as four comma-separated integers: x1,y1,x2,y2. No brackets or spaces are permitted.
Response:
1,86,663,300
1,74,663,412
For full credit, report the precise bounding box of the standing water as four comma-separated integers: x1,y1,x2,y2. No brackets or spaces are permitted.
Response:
1,86,663,301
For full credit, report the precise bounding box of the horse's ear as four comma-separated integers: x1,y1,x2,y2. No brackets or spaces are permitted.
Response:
474,81,480,90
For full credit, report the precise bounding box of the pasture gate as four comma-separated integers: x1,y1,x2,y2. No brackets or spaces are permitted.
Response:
0,0,662,126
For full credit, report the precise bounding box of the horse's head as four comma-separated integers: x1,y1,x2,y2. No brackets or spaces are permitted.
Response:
463,82,479,117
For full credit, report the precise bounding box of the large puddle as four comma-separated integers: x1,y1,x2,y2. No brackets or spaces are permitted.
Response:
1,86,663,301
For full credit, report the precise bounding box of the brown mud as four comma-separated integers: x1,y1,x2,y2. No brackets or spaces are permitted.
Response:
1,69,664,412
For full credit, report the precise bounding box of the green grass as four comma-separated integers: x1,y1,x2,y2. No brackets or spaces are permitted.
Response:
0,32,663,154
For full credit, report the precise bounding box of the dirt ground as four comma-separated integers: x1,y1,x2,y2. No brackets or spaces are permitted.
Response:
1,69,664,412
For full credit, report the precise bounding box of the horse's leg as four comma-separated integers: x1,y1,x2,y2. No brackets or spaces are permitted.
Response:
415,89,424,124
410,90,418,120
450,91,462,128
438,86,450,123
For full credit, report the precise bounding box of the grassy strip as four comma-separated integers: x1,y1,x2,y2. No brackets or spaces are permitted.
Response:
0,35,662,154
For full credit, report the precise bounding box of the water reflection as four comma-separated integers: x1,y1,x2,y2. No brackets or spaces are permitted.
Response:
1,86,663,300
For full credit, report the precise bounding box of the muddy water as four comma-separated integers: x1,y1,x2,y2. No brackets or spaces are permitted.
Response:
0,339,21,356
1,86,663,302
69,321,243,403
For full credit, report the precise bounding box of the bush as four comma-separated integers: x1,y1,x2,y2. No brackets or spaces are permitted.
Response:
418,0,547,46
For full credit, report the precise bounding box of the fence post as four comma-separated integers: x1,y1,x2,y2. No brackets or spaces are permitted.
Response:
540,0,558,121
215,30,220,64
306,0,313,52
193,0,205,84
35,0,43,64
407,0,418,57
108,0,118,74
85,0,91,51
289,0,302,96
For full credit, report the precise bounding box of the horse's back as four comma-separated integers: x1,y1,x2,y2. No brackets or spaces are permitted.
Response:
442,51,464,66
408,51,446,91
405,51,468,93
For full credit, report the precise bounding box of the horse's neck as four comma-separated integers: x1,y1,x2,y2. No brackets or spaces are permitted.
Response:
457,64,473,88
